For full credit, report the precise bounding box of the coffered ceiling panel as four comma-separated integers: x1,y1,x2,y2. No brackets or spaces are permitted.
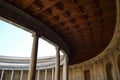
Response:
3,0,116,65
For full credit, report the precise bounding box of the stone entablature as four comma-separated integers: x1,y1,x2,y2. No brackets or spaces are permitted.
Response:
0,55,64,70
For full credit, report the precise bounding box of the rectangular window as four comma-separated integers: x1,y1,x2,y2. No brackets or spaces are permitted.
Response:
84,70,91,80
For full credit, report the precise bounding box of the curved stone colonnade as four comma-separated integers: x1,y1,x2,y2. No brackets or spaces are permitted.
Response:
0,56,65,80
0,56,64,70
0,68,61,80
0,23,68,80
0,0,120,80
0,33,68,80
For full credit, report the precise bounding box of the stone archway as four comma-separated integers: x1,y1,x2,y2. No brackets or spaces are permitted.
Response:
106,63,113,80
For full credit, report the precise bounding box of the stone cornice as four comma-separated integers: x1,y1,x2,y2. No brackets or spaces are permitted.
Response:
0,55,64,70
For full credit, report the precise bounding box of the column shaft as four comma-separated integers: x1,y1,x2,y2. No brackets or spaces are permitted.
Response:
45,69,47,80
0,69,4,80
63,54,68,80
102,61,106,80
55,46,60,80
52,68,54,80
28,33,39,80
11,70,14,80
37,70,40,80
20,70,23,80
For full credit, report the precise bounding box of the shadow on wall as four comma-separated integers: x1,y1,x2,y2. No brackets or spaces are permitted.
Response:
118,55,120,75
106,63,113,80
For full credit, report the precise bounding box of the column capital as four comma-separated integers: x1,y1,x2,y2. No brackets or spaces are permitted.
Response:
55,46,60,51
32,32,40,38
64,54,69,62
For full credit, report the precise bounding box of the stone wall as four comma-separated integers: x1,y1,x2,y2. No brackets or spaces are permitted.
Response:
68,50,120,80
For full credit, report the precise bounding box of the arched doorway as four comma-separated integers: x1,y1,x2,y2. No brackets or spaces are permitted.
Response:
106,63,113,80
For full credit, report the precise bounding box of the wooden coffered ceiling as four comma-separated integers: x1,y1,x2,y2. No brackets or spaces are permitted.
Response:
3,0,116,65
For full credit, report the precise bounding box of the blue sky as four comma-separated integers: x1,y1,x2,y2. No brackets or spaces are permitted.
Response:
0,20,57,57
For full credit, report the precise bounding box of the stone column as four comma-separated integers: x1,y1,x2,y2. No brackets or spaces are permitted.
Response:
37,70,40,80
52,68,54,80
91,64,94,80
0,69,4,80
28,33,39,80
20,70,23,80
93,63,97,80
45,69,47,80
81,66,84,80
11,70,14,80
98,61,104,80
55,46,60,80
102,60,106,80
63,54,68,80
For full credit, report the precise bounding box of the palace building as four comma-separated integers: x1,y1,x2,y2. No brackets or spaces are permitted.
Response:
0,0,120,80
